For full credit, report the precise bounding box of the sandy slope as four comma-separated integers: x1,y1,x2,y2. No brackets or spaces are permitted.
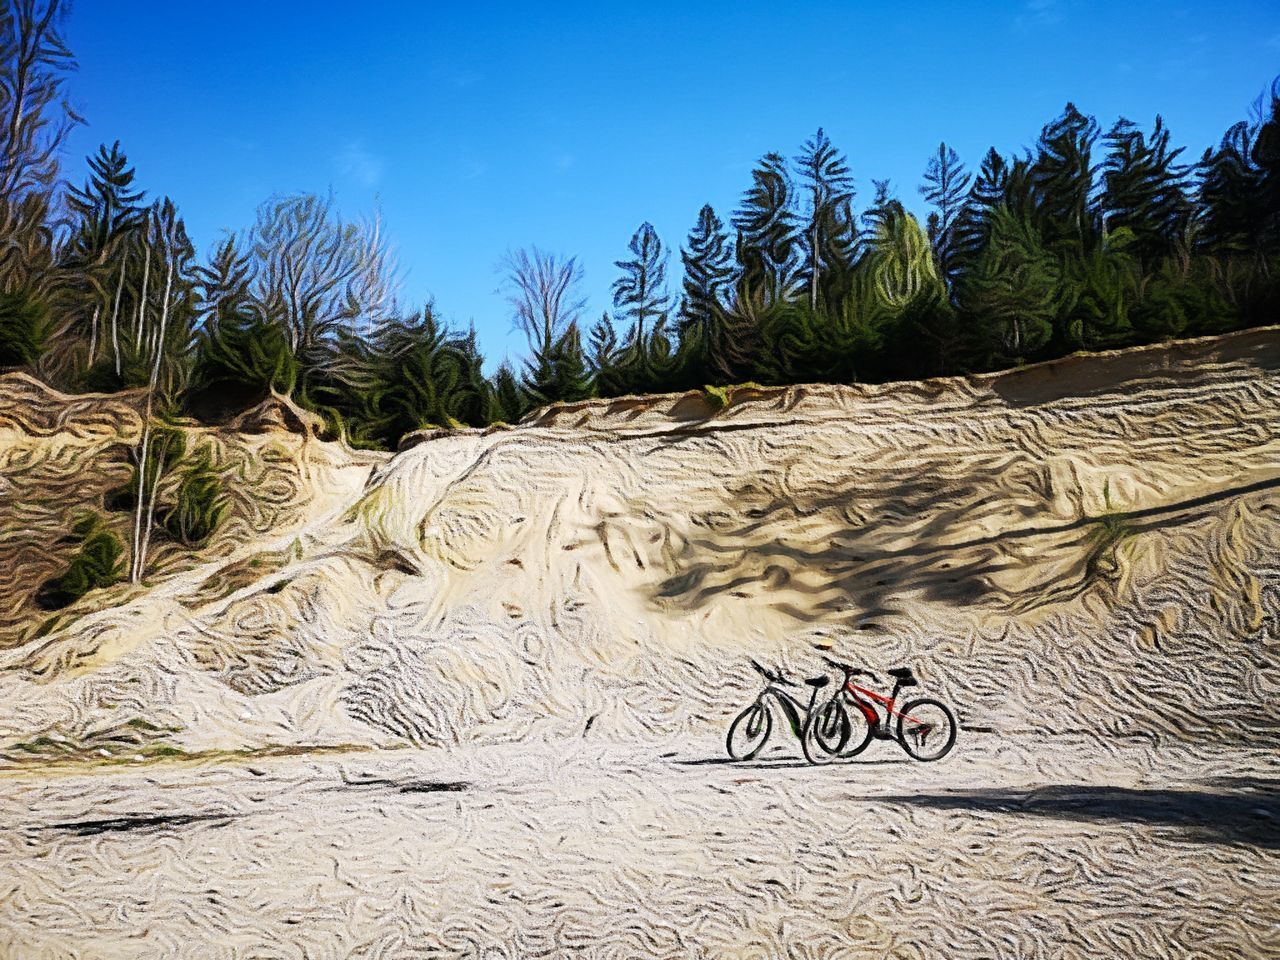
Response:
2,329,1278,756
1,330,1279,957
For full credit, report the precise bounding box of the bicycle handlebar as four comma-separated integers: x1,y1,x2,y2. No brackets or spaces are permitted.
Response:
748,658,794,687
821,656,878,682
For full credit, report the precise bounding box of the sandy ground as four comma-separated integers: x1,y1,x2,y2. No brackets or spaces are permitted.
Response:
1,734,1276,959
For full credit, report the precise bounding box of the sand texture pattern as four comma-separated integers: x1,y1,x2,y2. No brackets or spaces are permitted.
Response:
0,329,1277,957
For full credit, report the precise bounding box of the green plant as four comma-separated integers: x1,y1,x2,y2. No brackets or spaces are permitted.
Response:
36,513,124,610
161,445,228,547
701,383,729,411
0,289,51,367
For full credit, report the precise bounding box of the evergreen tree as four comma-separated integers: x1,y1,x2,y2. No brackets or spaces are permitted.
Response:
64,142,145,266
732,152,797,305
919,142,971,284
1031,103,1101,253
611,222,669,344
524,322,594,405
958,207,1062,364
488,362,528,423
1098,117,1192,268
795,128,855,311
678,205,732,335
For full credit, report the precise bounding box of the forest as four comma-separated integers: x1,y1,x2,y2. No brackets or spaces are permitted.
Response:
2,0,1279,457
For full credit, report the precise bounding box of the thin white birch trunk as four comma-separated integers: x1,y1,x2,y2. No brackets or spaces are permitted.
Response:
134,246,151,351
130,258,174,583
87,305,100,368
110,251,127,377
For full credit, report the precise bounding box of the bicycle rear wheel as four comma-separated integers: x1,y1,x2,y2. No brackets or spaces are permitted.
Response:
896,698,957,761
726,701,773,760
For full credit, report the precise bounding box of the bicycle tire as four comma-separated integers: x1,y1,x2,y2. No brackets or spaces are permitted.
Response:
895,697,957,762
801,698,850,764
836,700,875,758
726,701,773,760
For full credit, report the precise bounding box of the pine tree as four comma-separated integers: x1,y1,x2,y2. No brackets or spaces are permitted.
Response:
65,142,145,266
1031,103,1101,253
611,222,669,344
732,152,797,305
795,128,855,311
488,363,528,424
523,322,594,405
919,142,971,284
1098,117,1192,268
958,207,1062,364
678,205,732,336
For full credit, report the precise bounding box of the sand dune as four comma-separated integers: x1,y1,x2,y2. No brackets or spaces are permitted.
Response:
1,328,1277,758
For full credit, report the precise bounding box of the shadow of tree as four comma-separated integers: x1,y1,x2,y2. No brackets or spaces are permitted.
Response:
646,457,1280,625
874,778,1280,849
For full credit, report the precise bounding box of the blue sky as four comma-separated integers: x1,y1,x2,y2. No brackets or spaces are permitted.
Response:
63,1,1278,367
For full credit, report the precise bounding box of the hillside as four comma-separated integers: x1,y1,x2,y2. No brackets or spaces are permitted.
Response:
0,327,1277,760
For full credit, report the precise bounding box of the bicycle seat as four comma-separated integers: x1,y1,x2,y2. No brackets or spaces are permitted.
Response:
887,667,914,679
803,676,830,688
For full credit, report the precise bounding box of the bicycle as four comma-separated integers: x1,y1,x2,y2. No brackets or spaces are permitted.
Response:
725,658,851,761
806,657,957,762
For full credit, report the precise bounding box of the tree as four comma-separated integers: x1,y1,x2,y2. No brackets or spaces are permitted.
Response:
733,152,797,306
0,286,46,365
502,246,585,357
958,207,1061,364
678,205,732,336
249,193,397,380
919,142,971,284
795,128,855,311
1031,103,1101,253
1098,117,1192,268
523,322,594,406
65,142,145,264
611,221,668,344
0,0,77,201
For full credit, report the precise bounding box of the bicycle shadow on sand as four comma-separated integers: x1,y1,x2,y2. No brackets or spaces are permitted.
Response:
676,756,910,770
873,777,1280,849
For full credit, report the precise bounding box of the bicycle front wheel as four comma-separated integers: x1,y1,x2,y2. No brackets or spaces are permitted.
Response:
896,698,957,762
801,699,850,764
727,701,773,760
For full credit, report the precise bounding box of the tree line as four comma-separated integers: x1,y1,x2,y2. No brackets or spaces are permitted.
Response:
2,2,1280,593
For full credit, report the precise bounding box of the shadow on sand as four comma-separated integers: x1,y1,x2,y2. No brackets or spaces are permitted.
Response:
875,777,1280,849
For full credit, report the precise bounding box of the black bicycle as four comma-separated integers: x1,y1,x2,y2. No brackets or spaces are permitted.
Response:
726,659,851,761
806,657,958,762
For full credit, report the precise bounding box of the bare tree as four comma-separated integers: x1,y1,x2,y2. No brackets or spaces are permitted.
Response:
249,193,398,364
501,247,586,355
0,0,77,200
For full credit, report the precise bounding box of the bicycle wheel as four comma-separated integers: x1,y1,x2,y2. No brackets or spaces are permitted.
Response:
801,699,850,764
836,700,875,758
896,698,957,762
726,701,773,760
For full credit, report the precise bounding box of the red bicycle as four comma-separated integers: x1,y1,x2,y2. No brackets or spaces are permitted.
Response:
803,658,957,763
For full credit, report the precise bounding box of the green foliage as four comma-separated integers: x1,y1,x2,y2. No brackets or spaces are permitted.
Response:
0,288,50,367
701,383,729,411
612,222,669,342
3,67,1280,452
795,128,856,310
37,512,123,610
958,207,1061,365
187,310,299,418
107,424,186,512
161,445,227,547
524,323,595,405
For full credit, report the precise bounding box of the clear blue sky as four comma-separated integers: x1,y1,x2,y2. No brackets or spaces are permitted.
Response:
62,1,1278,368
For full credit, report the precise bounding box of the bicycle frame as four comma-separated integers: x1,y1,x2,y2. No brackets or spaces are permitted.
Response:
755,683,826,739
841,679,927,738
